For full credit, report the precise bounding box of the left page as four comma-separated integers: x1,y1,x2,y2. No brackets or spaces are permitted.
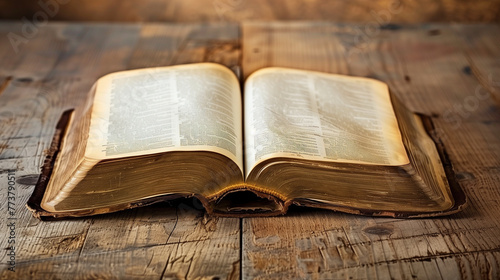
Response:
41,63,244,211
86,63,244,173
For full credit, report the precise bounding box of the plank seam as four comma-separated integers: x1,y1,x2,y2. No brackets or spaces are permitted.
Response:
239,218,243,280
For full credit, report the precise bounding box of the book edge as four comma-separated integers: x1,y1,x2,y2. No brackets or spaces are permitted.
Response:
26,109,74,220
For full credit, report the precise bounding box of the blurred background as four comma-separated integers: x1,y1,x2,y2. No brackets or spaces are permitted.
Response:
1,0,499,23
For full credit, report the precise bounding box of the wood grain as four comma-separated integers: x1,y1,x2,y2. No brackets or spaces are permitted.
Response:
452,24,500,105
242,22,500,279
0,22,240,279
1,0,500,23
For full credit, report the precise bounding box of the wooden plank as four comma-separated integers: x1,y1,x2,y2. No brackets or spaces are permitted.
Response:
452,24,500,105
0,22,240,279
242,22,500,279
1,0,499,23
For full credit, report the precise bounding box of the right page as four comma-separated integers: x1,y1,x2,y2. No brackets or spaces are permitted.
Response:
243,67,461,216
244,67,409,176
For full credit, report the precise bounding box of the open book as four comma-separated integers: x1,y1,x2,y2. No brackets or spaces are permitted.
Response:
27,63,466,219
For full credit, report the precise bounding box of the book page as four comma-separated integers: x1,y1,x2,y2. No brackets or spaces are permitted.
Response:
85,63,243,174
244,68,409,177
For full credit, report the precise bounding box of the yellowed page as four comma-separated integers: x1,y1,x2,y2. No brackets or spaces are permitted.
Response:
86,63,243,173
244,67,409,177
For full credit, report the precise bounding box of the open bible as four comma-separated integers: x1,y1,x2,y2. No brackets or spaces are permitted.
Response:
27,63,466,219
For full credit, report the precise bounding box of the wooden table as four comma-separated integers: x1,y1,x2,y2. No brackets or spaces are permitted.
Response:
0,21,499,279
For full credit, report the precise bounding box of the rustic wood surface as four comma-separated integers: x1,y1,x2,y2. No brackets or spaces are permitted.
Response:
242,22,500,279
0,22,241,280
2,0,500,23
0,21,499,279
